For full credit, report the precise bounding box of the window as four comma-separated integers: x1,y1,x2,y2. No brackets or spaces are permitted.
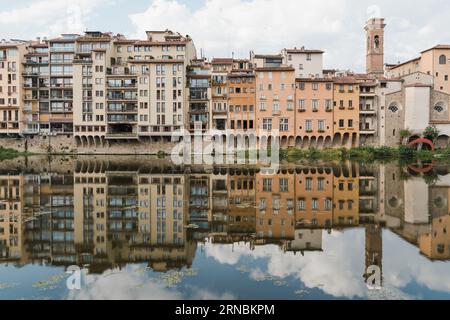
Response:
435,103,445,113
273,102,280,112
262,118,272,131
279,179,289,192
312,199,319,211
339,119,344,128
299,99,305,111
298,198,305,211
280,118,289,131
263,179,272,192
388,103,399,113
305,120,312,132
348,119,353,128
439,55,447,65
312,83,319,90
305,178,313,191
312,99,319,111
318,120,325,132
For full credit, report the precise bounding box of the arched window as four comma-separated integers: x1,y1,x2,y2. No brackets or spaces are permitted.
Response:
435,103,445,113
439,55,447,65
374,35,380,49
388,103,399,113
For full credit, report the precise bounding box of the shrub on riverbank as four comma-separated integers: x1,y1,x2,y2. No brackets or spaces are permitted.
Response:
282,146,450,163
0,147,27,160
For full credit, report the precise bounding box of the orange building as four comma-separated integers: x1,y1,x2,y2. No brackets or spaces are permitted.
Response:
295,78,334,148
228,72,256,137
255,172,295,241
295,168,333,229
227,174,256,235
333,162,360,227
333,77,360,147
255,66,296,148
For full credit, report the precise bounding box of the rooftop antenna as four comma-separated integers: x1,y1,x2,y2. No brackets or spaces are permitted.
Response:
232,51,234,59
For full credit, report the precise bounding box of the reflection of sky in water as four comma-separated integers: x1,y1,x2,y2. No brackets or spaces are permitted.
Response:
2,229,450,300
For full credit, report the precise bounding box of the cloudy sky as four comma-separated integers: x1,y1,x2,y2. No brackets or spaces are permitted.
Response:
1,0,450,71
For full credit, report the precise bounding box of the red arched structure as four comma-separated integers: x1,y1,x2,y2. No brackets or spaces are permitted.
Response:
408,138,436,151
408,160,437,174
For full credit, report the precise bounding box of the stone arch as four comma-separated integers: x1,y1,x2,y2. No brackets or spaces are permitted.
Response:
342,133,350,148
81,136,88,148
288,136,295,148
310,136,317,149
436,135,450,149
324,136,332,148
295,136,302,148
332,133,342,147
281,136,288,149
317,136,324,150
302,136,310,149
352,133,358,148
259,135,267,150
75,136,82,147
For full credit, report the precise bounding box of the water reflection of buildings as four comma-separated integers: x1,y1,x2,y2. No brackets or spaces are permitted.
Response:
0,157,450,277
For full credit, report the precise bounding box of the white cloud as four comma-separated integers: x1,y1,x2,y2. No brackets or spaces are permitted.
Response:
129,0,450,71
204,230,369,299
0,0,111,39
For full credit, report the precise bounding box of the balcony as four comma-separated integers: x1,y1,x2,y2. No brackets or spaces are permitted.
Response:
107,106,138,113
360,128,376,135
24,95,38,101
107,115,138,123
359,109,376,115
107,93,138,101
23,127,39,135
23,104,33,112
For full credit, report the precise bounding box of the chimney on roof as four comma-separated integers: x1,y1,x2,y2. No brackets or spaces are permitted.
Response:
36,37,41,43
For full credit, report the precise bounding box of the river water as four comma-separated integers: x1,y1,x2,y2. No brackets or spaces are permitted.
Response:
0,156,449,300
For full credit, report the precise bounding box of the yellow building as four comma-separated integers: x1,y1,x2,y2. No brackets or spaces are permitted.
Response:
333,77,360,148
333,162,360,227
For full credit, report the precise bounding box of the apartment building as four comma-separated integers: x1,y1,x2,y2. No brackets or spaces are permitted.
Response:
295,168,333,229
255,172,295,241
23,41,49,135
387,45,450,94
188,59,211,134
73,30,196,146
211,58,232,131
358,77,378,145
228,72,256,139
0,41,27,136
333,163,360,227
333,77,360,148
227,173,256,236
295,78,334,148
255,66,296,148
282,47,324,78
0,175,24,262
46,35,78,135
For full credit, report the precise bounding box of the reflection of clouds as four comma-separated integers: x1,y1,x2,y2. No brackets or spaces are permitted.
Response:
67,265,237,300
205,230,368,299
383,231,450,294
205,229,450,299
67,266,182,300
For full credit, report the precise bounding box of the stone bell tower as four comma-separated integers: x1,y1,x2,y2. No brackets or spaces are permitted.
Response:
365,18,386,75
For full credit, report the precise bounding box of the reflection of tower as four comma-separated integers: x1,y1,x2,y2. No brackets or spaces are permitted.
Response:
363,224,383,284
365,18,386,75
